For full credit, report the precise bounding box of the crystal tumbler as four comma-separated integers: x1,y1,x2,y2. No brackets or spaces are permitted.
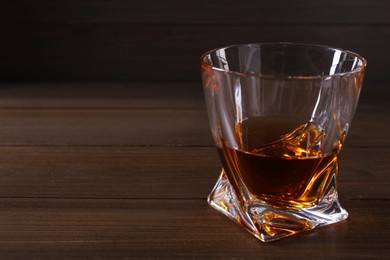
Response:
200,43,366,242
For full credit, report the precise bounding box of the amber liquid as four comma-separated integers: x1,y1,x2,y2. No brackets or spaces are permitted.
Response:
218,117,338,209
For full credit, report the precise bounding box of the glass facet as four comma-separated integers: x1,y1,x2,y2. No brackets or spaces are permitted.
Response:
200,43,366,242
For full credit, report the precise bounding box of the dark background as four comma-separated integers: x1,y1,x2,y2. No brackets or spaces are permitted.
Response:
0,0,388,82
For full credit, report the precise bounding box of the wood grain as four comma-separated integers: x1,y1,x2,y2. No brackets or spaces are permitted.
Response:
0,107,386,147
0,82,204,109
0,146,386,200
0,109,212,146
0,198,387,259
0,81,386,258
0,81,386,109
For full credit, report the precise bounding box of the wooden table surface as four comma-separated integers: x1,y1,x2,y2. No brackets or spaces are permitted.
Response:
0,82,388,259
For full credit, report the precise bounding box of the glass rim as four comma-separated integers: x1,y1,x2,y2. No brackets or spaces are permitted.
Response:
200,42,367,80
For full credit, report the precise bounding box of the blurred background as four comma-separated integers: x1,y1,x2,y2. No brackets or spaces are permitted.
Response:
0,0,388,83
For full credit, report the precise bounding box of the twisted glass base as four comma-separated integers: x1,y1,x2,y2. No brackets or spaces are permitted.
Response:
208,170,348,242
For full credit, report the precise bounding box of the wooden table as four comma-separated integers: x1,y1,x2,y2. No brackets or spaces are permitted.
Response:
0,82,388,258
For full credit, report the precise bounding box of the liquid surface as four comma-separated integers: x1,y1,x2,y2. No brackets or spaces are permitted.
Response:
218,117,338,208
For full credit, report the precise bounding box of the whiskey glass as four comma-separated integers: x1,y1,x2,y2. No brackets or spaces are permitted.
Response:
200,43,366,242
